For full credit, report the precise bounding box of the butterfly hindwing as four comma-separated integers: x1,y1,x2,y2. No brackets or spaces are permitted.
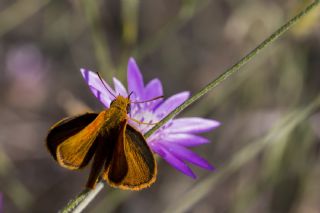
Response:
106,120,129,184
105,122,156,190
86,134,111,188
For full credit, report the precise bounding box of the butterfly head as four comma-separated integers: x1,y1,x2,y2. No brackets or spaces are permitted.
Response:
110,95,131,114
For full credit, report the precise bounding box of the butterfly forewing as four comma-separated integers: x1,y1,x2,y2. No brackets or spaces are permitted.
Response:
47,113,98,159
47,112,105,170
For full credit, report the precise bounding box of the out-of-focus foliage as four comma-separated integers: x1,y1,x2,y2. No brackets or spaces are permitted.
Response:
0,0,319,212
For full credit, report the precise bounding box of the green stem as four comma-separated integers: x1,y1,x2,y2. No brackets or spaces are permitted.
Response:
164,93,320,213
59,1,320,212
145,0,320,138
59,182,104,213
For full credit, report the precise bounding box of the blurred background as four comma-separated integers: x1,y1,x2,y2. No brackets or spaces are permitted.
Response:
0,0,320,212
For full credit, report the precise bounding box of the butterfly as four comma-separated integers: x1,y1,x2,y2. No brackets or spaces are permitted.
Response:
46,81,161,190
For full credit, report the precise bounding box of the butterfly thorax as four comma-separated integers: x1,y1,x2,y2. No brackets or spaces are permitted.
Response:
99,96,131,135
109,96,130,113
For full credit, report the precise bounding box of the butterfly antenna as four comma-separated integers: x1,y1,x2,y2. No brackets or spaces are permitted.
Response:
131,95,164,104
128,91,134,99
96,72,116,98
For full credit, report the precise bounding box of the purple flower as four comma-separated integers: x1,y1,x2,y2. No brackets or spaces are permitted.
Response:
80,58,220,178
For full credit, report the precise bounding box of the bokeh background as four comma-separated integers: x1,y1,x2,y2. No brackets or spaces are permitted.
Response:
1,0,320,212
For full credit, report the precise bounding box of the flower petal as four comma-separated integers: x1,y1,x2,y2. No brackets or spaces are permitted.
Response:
80,69,115,107
113,77,128,96
89,86,112,107
169,118,221,133
155,91,190,118
150,143,196,178
157,133,210,146
127,58,144,99
144,78,163,99
167,144,214,170
144,78,163,108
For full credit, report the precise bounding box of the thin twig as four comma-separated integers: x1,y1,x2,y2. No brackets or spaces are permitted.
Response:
163,94,320,213
59,182,104,213
145,0,320,138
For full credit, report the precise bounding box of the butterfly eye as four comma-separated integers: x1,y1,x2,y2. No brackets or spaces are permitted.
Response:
126,104,131,114
110,100,115,106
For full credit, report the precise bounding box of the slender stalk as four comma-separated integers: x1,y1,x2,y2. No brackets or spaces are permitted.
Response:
59,182,104,213
59,1,320,212
145,0,320,138
164,93,320,213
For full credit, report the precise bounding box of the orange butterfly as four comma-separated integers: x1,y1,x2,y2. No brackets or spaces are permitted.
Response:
47,90,161,190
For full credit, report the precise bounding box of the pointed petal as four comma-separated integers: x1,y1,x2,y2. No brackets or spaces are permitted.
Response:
169,118,221,133
155,91,190,118
80,69,115,107
144,78,163,99
150,143,196,178
113,77,128,96
89,86,112,107
144,78,164,107
158,133,210,146
167,144,214,170
127,58,144,99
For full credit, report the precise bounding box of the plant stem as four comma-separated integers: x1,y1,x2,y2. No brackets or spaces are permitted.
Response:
164,93,320,213
59,182,104,213
145,0,320,138
59,1,320,212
